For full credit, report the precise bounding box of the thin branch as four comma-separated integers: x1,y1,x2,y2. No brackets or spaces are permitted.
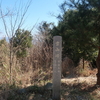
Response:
17,0,32,30
0,9,10,40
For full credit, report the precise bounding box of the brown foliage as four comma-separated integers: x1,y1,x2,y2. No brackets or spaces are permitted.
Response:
62,56,75,77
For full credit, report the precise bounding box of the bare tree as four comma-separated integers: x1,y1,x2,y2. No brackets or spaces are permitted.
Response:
0,0,32,84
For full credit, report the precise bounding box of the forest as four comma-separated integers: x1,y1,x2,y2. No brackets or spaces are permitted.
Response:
0,0,100,100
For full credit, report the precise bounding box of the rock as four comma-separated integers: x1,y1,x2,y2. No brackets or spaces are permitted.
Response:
48,98,52,100
37,87,45,94
44,83,53,90
16,85,39,94
16,88,26,94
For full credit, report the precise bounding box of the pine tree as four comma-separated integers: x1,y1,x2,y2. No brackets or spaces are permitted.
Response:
51,0,100,85
11,29,33,58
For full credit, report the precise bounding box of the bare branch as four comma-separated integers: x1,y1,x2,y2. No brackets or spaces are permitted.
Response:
0,9,10,40
17,0,32,30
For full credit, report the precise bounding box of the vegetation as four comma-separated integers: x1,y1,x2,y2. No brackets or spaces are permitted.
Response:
1,0,100,100
50,0,100,85
11,29,33,58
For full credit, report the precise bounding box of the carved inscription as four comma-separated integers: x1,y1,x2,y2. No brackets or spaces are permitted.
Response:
52,36,62,100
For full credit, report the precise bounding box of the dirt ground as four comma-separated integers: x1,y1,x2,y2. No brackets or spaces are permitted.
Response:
61,76,97,85
1,76,100,100
31,76,100,100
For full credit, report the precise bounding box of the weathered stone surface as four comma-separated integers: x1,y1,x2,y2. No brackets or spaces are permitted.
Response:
53,36,62,100
16,88,26,94
44,82,52,90
16,85,39,94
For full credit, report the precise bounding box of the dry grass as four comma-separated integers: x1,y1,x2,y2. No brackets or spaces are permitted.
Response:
1,76,100,100
0,37,100,100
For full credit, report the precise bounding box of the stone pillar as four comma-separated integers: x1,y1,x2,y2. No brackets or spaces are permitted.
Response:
52,36,62,100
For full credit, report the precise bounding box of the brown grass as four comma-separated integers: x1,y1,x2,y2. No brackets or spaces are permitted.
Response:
0,37,99,100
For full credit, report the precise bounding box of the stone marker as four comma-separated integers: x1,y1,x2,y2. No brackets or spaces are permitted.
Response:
52,36,62,100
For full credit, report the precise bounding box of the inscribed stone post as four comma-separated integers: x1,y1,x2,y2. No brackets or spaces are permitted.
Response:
52,36,62,100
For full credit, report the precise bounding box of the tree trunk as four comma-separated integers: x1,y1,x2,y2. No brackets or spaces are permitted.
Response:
96,47,100,85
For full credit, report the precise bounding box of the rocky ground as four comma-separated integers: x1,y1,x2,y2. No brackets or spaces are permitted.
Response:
1,76,100,100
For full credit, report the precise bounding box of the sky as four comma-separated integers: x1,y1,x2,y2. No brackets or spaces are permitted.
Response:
0,0,64,37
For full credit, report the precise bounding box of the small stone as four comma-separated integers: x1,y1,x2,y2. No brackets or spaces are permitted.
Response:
39,94,42,97
17,88,26,94
44,83,53,90
48,98,52,100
